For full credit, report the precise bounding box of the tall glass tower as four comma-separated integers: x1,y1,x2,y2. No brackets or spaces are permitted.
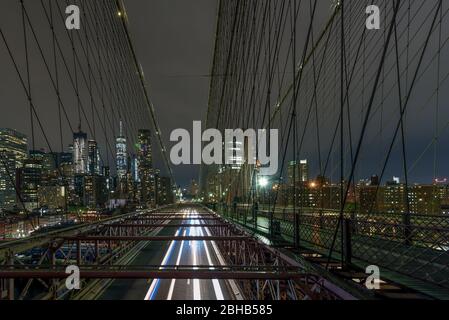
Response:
116,121,127,180
73,130,88,174
88,140,100,175
0,128,28,209
137,129,154,206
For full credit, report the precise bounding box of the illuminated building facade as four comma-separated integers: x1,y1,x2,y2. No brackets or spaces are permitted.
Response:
0,128,28,209
83,175,107,209
30,150,56,172
88,140,100,175
288,160,309,186
137,129,155,207
130,154,139,183
156,175,174,205
16,159,42,211
73,130,88,174
116,121,127,180
38,186,66,210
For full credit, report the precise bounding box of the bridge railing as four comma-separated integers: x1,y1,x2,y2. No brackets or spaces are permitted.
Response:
207,203,449,295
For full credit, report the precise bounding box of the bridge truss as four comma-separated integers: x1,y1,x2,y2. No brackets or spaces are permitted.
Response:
0,205,354,300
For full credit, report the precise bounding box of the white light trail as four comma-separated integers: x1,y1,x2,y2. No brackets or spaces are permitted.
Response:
144,213,186,300
191,215,201,300
199,226,225,300
167,229,187,300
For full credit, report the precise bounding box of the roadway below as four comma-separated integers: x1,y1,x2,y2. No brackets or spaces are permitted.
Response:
99,208,234,300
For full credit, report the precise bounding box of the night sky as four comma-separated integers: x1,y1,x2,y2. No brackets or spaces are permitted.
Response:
123,0,218,187
0,0,218,188
111,0,449,186
1,0,448,188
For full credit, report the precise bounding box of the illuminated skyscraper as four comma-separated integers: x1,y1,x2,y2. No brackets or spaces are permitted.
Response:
83,174,107,209
102,166,111,193
16,159,42,211
49,151,72,168
137,129,152,168
0,128,28,166
116,121,127,180
130,154,139,183
288,160,309,186
73,130,88,174
88,140,100,175
227,139,244,170
156,176,174,205
0,128,28,209
137,129,154,207
30,149,56,172
0,153,17,209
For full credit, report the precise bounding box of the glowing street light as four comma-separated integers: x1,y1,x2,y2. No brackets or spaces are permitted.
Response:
259,177,269,188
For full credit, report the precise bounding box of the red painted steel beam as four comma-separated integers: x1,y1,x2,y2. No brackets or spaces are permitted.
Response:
126,218,222,221
0,270,306,280
138,216,219,220
102,224,231,228
61,236,249,241
142,217,218,220
143,214,217,216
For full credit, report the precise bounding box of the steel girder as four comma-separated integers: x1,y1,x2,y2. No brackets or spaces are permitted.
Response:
0,205,354,300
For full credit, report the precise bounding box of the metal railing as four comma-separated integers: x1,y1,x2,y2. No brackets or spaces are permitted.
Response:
207,203,449,296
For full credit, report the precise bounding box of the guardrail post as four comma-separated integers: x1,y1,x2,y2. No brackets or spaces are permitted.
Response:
403,212,412,245
343,218,352,268
253,202,258,229
294,211,300,248
50,247,58,299
95,240,100,264
243,205,247,226
7,251,14,300
77,240,82,266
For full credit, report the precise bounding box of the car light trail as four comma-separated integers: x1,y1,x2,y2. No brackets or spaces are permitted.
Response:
166,229,187,300
144,215,186,300
199,225,225,300
191,215,201,300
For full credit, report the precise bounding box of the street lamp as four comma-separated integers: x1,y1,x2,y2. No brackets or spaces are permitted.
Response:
258,177,270,209
258,177,269,188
